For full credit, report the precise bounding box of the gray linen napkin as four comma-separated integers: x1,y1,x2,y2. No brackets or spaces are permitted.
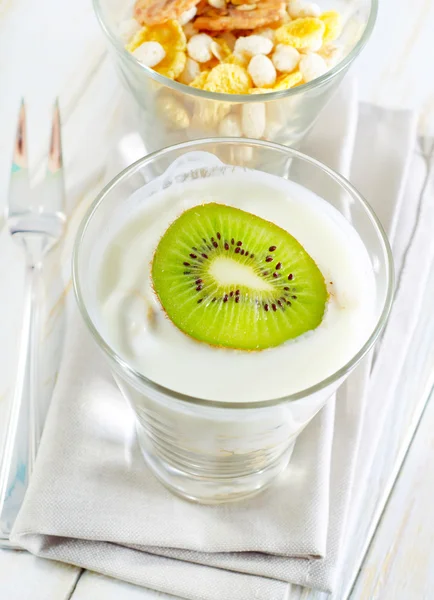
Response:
10,80,420,599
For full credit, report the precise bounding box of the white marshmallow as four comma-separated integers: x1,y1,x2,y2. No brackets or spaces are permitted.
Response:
178,57,201,84
248,54,277,88
234,35,274,57
299,53,328,82
241,103,266,138
118,18,141,43
287,0,320,18
178,6,197,25
187,33,214,63
272,44,300,73
132,41,166,67
219,114,243,136
208,0,226,8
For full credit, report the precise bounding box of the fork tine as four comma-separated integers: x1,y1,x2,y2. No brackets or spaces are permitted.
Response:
13,99,28,171
47,98,63,176
43,98,65,214
8,99,31,216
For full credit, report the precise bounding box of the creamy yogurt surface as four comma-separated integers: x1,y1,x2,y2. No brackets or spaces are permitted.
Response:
94,161,376,402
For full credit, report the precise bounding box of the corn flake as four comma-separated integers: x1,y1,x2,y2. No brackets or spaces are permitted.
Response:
273,70,303,90
320,11,342,42
127,21,187,78
275,18,325,49
190,71,210,89
204,63,252,93
224,52,249,68
127,20,186,52
156,49,187,79
157,94,191,128
134,0,200,26
192,101,231,128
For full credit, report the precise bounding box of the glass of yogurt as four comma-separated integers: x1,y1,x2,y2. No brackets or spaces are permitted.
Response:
73,139,393,503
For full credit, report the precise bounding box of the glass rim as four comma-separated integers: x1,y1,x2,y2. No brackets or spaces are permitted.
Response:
72,137,394,409
93,0,378,103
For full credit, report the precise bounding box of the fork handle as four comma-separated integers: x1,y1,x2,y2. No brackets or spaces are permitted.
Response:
0,262,43,538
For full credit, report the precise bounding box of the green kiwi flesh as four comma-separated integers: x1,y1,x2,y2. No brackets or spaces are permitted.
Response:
151,203,328,350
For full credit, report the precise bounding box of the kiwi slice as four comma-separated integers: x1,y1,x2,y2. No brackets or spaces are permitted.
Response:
152,203,327,350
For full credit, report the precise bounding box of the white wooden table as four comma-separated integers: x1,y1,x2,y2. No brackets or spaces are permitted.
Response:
1,0,434,598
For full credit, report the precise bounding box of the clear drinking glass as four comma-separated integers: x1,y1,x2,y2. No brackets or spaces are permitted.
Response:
93,0,377,152
73,139,393,504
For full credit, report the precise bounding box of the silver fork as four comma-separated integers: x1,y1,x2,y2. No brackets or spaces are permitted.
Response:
0,100,65,546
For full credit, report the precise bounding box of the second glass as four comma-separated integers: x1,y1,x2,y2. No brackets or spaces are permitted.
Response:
94,0,377,151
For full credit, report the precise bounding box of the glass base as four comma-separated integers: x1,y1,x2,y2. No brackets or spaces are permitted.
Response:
137,431,296,504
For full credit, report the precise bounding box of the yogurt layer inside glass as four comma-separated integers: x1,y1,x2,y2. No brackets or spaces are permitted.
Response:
94,163,376,403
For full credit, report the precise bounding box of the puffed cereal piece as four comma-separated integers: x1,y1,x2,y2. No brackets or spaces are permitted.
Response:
318,42,343,66
234,35,274,57
119,19,141,43
158,95,190,129
241,102,266,138
273,69,303,89
190,71,210,88
179,6,197,24
178,57,201,84
256,27,275,42
209,0,227,8
211,38,232,61
132,41,166,67
299,52,327,81
187,33,214,63
275,18,325,50
301,37,322,52
218,113,243,136
320,11,342,42
248,54,276,87
287,0,320,19
204,64,252,93
271,44,300,72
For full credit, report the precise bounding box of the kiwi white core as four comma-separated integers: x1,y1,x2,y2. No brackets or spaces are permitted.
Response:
209,256,274,292
93,165,377,402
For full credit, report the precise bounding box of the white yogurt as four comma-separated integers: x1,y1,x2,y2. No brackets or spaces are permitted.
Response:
95,165,376,403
